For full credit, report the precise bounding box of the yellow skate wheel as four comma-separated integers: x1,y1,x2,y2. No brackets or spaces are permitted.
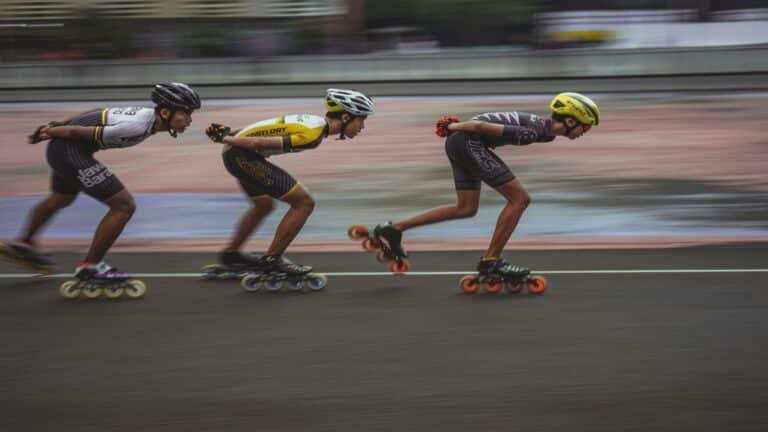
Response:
82,284,103,299
124,279,147,299
59,280,81,299
348,224,369,240
104,284,124,299
241,274,263,292
459,275,479,294
304,274,328,291
264,279,283,292
527,275,547,294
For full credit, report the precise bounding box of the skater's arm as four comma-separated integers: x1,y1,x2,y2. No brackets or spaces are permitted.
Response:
28,109,101,144
446,120,504,136
31,125,99,144
448,121,545,146
220,135,284,152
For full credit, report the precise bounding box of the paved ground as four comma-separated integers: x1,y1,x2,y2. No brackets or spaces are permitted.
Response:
1,244,766,432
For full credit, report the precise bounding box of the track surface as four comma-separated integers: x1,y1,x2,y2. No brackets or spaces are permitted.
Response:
1,245,767,431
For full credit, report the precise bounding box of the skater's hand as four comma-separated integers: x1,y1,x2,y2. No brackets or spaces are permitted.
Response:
435,116,459,138
28,124,51,144
205,123,231,143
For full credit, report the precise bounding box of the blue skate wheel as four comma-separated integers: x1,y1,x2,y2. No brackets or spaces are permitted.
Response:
305,274,328,291
241,274,262,292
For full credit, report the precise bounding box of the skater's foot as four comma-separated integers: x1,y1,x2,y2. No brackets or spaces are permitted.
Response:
476,257,529,277
373,222,407,259
261,255,312,274
219,250,262,268
2,241,56,267
74,261,130,281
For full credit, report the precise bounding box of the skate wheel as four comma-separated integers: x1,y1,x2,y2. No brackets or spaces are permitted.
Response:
305,274,328,291
59,280,81,299
347,224,369,240
362,237,380,252
483,281,503,294
265,279,283,292
82,284,103,299
104,284,125,299
527,275,547,294
504,281,524,294
459,275,479,294
389,259,409,275
124,279,147,299
287,280,303,292
241,274,262,292
375,250,389,263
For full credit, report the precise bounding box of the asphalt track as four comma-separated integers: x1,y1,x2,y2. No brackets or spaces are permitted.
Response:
1,244,767,432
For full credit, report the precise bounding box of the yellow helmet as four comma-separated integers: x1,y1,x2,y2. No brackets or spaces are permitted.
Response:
549,92,600,126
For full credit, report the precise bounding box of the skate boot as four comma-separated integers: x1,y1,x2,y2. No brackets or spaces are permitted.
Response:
0,241,56,274
60,261,147,300
202,251,262,279
458,257,547,295
240,254,327,293
347,222,410,274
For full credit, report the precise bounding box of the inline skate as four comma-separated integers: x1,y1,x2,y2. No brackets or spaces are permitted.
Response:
201,251,263,280
347,222,410,274
0,241,56,275
240,255,327,293
459,258,547,295
60,261,146,299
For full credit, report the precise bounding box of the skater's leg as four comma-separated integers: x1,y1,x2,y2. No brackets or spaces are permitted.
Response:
84,189,136,263
17,192,77,245
225,194,275,252
392,189,480,232
484,179,530,259
265,184,315,256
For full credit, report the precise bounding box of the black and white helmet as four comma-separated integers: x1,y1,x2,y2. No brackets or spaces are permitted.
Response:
151,82,201,111
325,88,375,117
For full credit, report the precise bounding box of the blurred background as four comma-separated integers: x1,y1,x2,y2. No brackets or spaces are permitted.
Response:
1,0,767,247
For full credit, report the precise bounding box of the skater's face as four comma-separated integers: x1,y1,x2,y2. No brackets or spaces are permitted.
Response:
169,109,193,134
343,115,366,139
565,118,591,140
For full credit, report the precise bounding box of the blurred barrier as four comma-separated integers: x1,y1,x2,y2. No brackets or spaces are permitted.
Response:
1,45,767,100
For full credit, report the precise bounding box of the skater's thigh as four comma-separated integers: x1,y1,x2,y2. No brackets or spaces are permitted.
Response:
455,189,481,211
445,132,482,190
224,148,299,199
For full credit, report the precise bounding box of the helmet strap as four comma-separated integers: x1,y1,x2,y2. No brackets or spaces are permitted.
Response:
337,114,356,140
164,108,178,138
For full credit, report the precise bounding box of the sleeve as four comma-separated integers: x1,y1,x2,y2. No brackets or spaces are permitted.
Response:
283,126,325,152
500,125,545,146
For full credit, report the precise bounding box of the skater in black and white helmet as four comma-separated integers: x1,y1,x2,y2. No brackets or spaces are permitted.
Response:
1,83,200,289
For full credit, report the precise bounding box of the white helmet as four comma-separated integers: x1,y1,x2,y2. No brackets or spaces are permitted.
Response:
325,88,375,116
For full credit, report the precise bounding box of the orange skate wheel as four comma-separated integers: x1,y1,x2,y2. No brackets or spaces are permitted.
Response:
459,275,479,294
348,224,369,240
389,259,410,275
361,237,380,252
375,250,389,263
527,275,548,294
504,282,524,294
483,281,503,294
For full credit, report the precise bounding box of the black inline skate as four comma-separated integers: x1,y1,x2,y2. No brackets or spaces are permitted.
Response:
459,257,547,295
240,254,327,293
60,261,147,299
201,251,262,280
347,222,410,274
0,241,56,275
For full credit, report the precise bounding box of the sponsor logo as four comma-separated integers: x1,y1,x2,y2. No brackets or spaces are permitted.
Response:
77,163,114,188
